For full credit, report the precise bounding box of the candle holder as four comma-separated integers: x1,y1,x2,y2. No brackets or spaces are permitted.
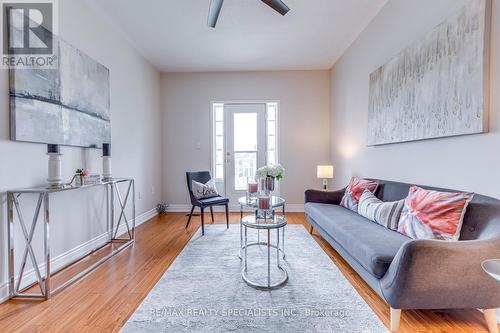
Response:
246,179,259,203
102,143,113,181
47,144,63,189
256,195,274,220
259,176,275,195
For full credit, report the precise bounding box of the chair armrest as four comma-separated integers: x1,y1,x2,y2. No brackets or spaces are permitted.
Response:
380,237,500,310
304,188,345,205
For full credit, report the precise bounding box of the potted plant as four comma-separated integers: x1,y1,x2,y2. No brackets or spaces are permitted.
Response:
75,168,89,186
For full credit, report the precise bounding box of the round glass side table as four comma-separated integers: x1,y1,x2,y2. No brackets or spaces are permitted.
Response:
241,215,288,290
238,196,286,259
482,259,500,281
238,196,286,216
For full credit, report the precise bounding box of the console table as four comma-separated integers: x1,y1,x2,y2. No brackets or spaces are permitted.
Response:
7,178,135,300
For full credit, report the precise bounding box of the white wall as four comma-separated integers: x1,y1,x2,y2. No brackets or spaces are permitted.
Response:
161,71,331,208
330,0,500,198
0,0,162,299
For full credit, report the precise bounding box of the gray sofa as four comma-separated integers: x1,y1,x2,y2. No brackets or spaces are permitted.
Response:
305,179,500,333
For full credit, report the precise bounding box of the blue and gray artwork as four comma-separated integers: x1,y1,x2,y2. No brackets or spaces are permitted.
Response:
9,36,111,147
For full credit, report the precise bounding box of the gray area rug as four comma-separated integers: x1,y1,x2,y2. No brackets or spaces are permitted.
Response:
122,225,388,333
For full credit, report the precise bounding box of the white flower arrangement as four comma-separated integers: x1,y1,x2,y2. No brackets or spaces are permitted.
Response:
256,164,285,181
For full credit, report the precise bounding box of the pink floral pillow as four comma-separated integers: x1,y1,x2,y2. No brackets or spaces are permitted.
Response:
340,177,379,212
398,186,474,240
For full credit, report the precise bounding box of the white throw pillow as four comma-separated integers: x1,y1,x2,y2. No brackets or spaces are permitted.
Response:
192,179,219,199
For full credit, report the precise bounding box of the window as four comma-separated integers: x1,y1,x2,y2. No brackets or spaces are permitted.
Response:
233,112,258,190
213,103,224,180
266,102,278,165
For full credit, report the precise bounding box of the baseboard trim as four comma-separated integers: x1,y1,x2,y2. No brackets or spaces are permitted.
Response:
0,207,158,304
167,203,305,213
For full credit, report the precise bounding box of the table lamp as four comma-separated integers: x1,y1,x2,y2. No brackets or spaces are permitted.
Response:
317,165,334,190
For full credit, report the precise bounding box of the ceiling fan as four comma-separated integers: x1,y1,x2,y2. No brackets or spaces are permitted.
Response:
207,0,290,28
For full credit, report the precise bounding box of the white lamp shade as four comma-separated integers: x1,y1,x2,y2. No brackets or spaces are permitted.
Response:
317,165,334,179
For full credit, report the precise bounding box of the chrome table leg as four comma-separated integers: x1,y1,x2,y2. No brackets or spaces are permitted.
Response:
282,225,285,259
240,205,243,257
13,194,46,297
7,193,14,298
267,229,271,288
132,180,136,240
112,181,133,240
15,194,43,294
43,193,50,299
244,226,248,271
277,228,280,266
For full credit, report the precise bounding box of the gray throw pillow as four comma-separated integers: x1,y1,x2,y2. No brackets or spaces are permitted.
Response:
192,179,219,199
358,190,404,231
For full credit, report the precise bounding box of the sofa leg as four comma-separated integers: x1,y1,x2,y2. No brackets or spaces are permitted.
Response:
484,309,499,333
390,308,401,332
309,225,314,234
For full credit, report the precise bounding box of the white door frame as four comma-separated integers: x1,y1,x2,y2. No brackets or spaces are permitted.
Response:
224,103,266,203
210,100,281,208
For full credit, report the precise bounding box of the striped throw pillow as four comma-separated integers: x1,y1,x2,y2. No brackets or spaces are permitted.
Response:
358,190,405,231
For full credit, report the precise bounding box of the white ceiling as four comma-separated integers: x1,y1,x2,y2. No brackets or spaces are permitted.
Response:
87,0,387,72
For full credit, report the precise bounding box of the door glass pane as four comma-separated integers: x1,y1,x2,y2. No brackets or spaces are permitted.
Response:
267,105,276,121
216,150,224,164
215,122,224,135
216,164,224,179
215,106,224,121
268,121,276,136
267,150,276,165
268,135,276,150
213,103,225,180
234,152,256,190
234,113,257,151
216,135,223,150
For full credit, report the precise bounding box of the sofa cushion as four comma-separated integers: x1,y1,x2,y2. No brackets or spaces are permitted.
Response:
305,202,410,278
199,196,229,207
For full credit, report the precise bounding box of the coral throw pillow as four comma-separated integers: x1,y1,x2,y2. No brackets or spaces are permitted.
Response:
398,186,474,240
340,177,379,212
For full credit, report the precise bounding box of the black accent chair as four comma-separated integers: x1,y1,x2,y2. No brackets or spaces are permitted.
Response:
186,171,229,235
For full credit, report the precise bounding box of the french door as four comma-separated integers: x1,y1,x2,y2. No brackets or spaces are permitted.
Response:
224,103,266,203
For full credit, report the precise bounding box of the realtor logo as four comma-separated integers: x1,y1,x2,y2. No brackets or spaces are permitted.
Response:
1,0,58,68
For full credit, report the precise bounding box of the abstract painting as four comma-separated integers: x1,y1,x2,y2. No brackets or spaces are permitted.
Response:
9,37,110,147
367,0,490,146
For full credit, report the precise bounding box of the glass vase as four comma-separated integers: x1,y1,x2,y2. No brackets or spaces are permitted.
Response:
265,176,275,192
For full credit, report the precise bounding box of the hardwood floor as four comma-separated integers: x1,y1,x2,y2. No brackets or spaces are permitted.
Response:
0,212,495,332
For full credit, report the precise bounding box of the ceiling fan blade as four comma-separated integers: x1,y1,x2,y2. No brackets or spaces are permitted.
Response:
261,0,290,16
207,0,224,28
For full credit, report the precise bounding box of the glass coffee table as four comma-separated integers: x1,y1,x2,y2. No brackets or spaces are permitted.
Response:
238,196,286,259
241,215,288,289
238,196,286,217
